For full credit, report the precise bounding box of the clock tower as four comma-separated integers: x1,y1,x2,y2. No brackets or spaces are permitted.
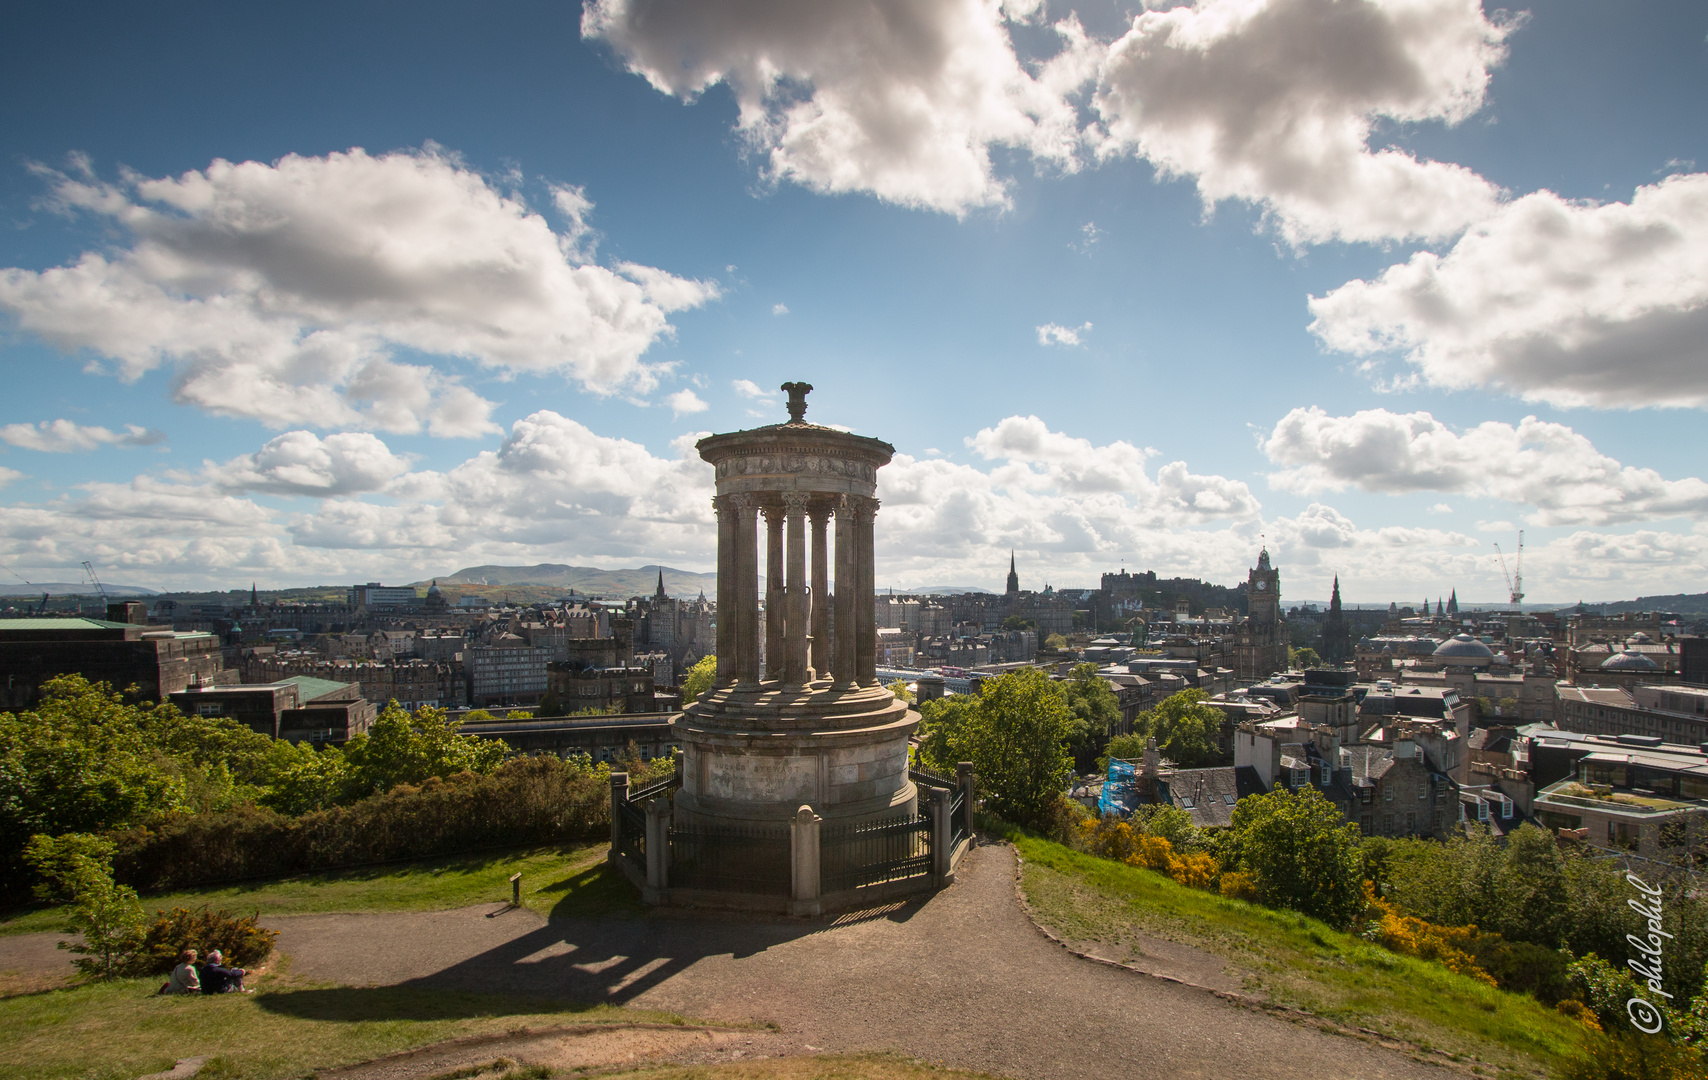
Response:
1248,547,1280,630
1236,546,1286,680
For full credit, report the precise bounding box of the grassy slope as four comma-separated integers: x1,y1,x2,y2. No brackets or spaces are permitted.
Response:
0,974,685,1080
1008,830,1586,1079
1,842,643,937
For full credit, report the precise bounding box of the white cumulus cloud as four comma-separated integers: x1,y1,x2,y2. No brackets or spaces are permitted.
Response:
666,388,709,417
1262,406,1708,526
0,148,718,434
582,0,1095,215
1036,321,1091,347
197,431,413,498
0,419,166,452
1309,173,1708,408
1092,0,1510,245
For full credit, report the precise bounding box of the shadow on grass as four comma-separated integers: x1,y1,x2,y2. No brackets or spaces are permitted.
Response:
541,860,647,921
254,984,626,1023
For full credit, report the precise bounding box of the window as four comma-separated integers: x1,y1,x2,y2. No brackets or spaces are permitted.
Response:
1406,812,1416,834
1320,762,1332,785
1384,786,1393,802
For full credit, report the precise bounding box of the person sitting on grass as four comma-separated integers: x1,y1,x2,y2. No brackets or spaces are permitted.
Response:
198,950,251,994
163,949,200,994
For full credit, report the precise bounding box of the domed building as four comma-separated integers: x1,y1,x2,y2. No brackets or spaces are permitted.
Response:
1433,633,1495,670
424,580,449,614
1600,647,1661,673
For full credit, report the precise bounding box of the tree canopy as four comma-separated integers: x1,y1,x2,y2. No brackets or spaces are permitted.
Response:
681,655,717,704
915,668,1073,827
1062,662,1120,766
1135,689,1227,768
1225,786,1364,928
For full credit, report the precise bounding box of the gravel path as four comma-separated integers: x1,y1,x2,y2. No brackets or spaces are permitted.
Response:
265,843,1454,1080
3,843,1464,1079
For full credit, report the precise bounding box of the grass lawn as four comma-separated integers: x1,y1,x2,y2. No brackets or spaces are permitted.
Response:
1,843,643,937
0,971,690,1080
1006,829,1587,1080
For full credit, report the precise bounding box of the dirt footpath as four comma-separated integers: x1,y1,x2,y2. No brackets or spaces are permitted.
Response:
263,843,1455,1080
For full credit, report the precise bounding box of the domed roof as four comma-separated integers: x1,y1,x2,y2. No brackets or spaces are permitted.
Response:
427,580,443,596
1601,647,1660,672
1433,633,1494,664
1628,632,1653,645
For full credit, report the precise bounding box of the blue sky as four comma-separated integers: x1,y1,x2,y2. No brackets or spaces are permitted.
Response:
1,0,1705,604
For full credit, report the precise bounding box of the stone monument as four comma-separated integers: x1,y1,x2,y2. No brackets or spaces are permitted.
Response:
674,383,920,829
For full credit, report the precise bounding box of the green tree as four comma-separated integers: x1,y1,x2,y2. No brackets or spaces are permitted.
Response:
257,741,350,816
1137,689,1227,768
1062,663,1120,766
681,655,717,704
1000,614,1036,632
913,695,978,776
1227,786,1364,928
24,833,144,979
1290,646,1321,668
0,675,278,894
956,668,1074,828
886,679,917,704
341,702,507,797
1043,633,1068,650
537,689,565,717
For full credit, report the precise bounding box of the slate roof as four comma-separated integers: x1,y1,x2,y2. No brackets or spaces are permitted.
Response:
1159,766,1266,828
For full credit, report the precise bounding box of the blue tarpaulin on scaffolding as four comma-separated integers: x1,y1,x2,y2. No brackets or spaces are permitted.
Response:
1099,758,1141,816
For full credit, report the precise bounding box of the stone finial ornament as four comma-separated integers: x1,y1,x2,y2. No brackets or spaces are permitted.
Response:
780,381,813,423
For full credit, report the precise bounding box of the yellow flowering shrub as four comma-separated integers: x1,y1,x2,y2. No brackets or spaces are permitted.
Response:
1362,882,1497,987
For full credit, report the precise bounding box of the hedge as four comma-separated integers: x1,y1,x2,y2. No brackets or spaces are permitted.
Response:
109,755,613,892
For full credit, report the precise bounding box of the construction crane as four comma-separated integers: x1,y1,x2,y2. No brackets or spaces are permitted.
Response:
1493,531,1525,611
82,560,109,601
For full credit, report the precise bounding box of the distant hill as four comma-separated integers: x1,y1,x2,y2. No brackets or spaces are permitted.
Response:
893,585,995,595
0,582,157,597
1566,592,1708,617
426,563,716,599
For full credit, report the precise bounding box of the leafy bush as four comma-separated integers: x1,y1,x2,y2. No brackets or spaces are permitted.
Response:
1552,1030,1704,1080
1225,786,1364,928
123,907,277,976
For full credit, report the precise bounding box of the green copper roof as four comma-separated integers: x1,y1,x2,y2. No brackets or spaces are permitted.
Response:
281,675,358,702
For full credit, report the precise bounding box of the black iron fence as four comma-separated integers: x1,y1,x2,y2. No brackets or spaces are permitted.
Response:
820,812,933,893
612,765,973,907
669,822,792,895
616,797,647,865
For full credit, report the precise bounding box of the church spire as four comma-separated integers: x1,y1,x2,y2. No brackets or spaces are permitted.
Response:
1006,551,1020,597
655,567,667,600
1329,575,1342,615
1447,588,1458,615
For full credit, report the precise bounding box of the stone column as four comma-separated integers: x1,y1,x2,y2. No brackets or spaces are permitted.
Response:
855,498,878,686
713,496,736,687
783,493,809,687
930,786,952,885
789,804,822,916
609,771,629,857
809,504,830,681
764,503,785,682
644,795,671,897
833,496,857,687
733,495,759,684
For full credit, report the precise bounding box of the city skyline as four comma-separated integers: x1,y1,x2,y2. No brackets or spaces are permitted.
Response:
2,1,1706,602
